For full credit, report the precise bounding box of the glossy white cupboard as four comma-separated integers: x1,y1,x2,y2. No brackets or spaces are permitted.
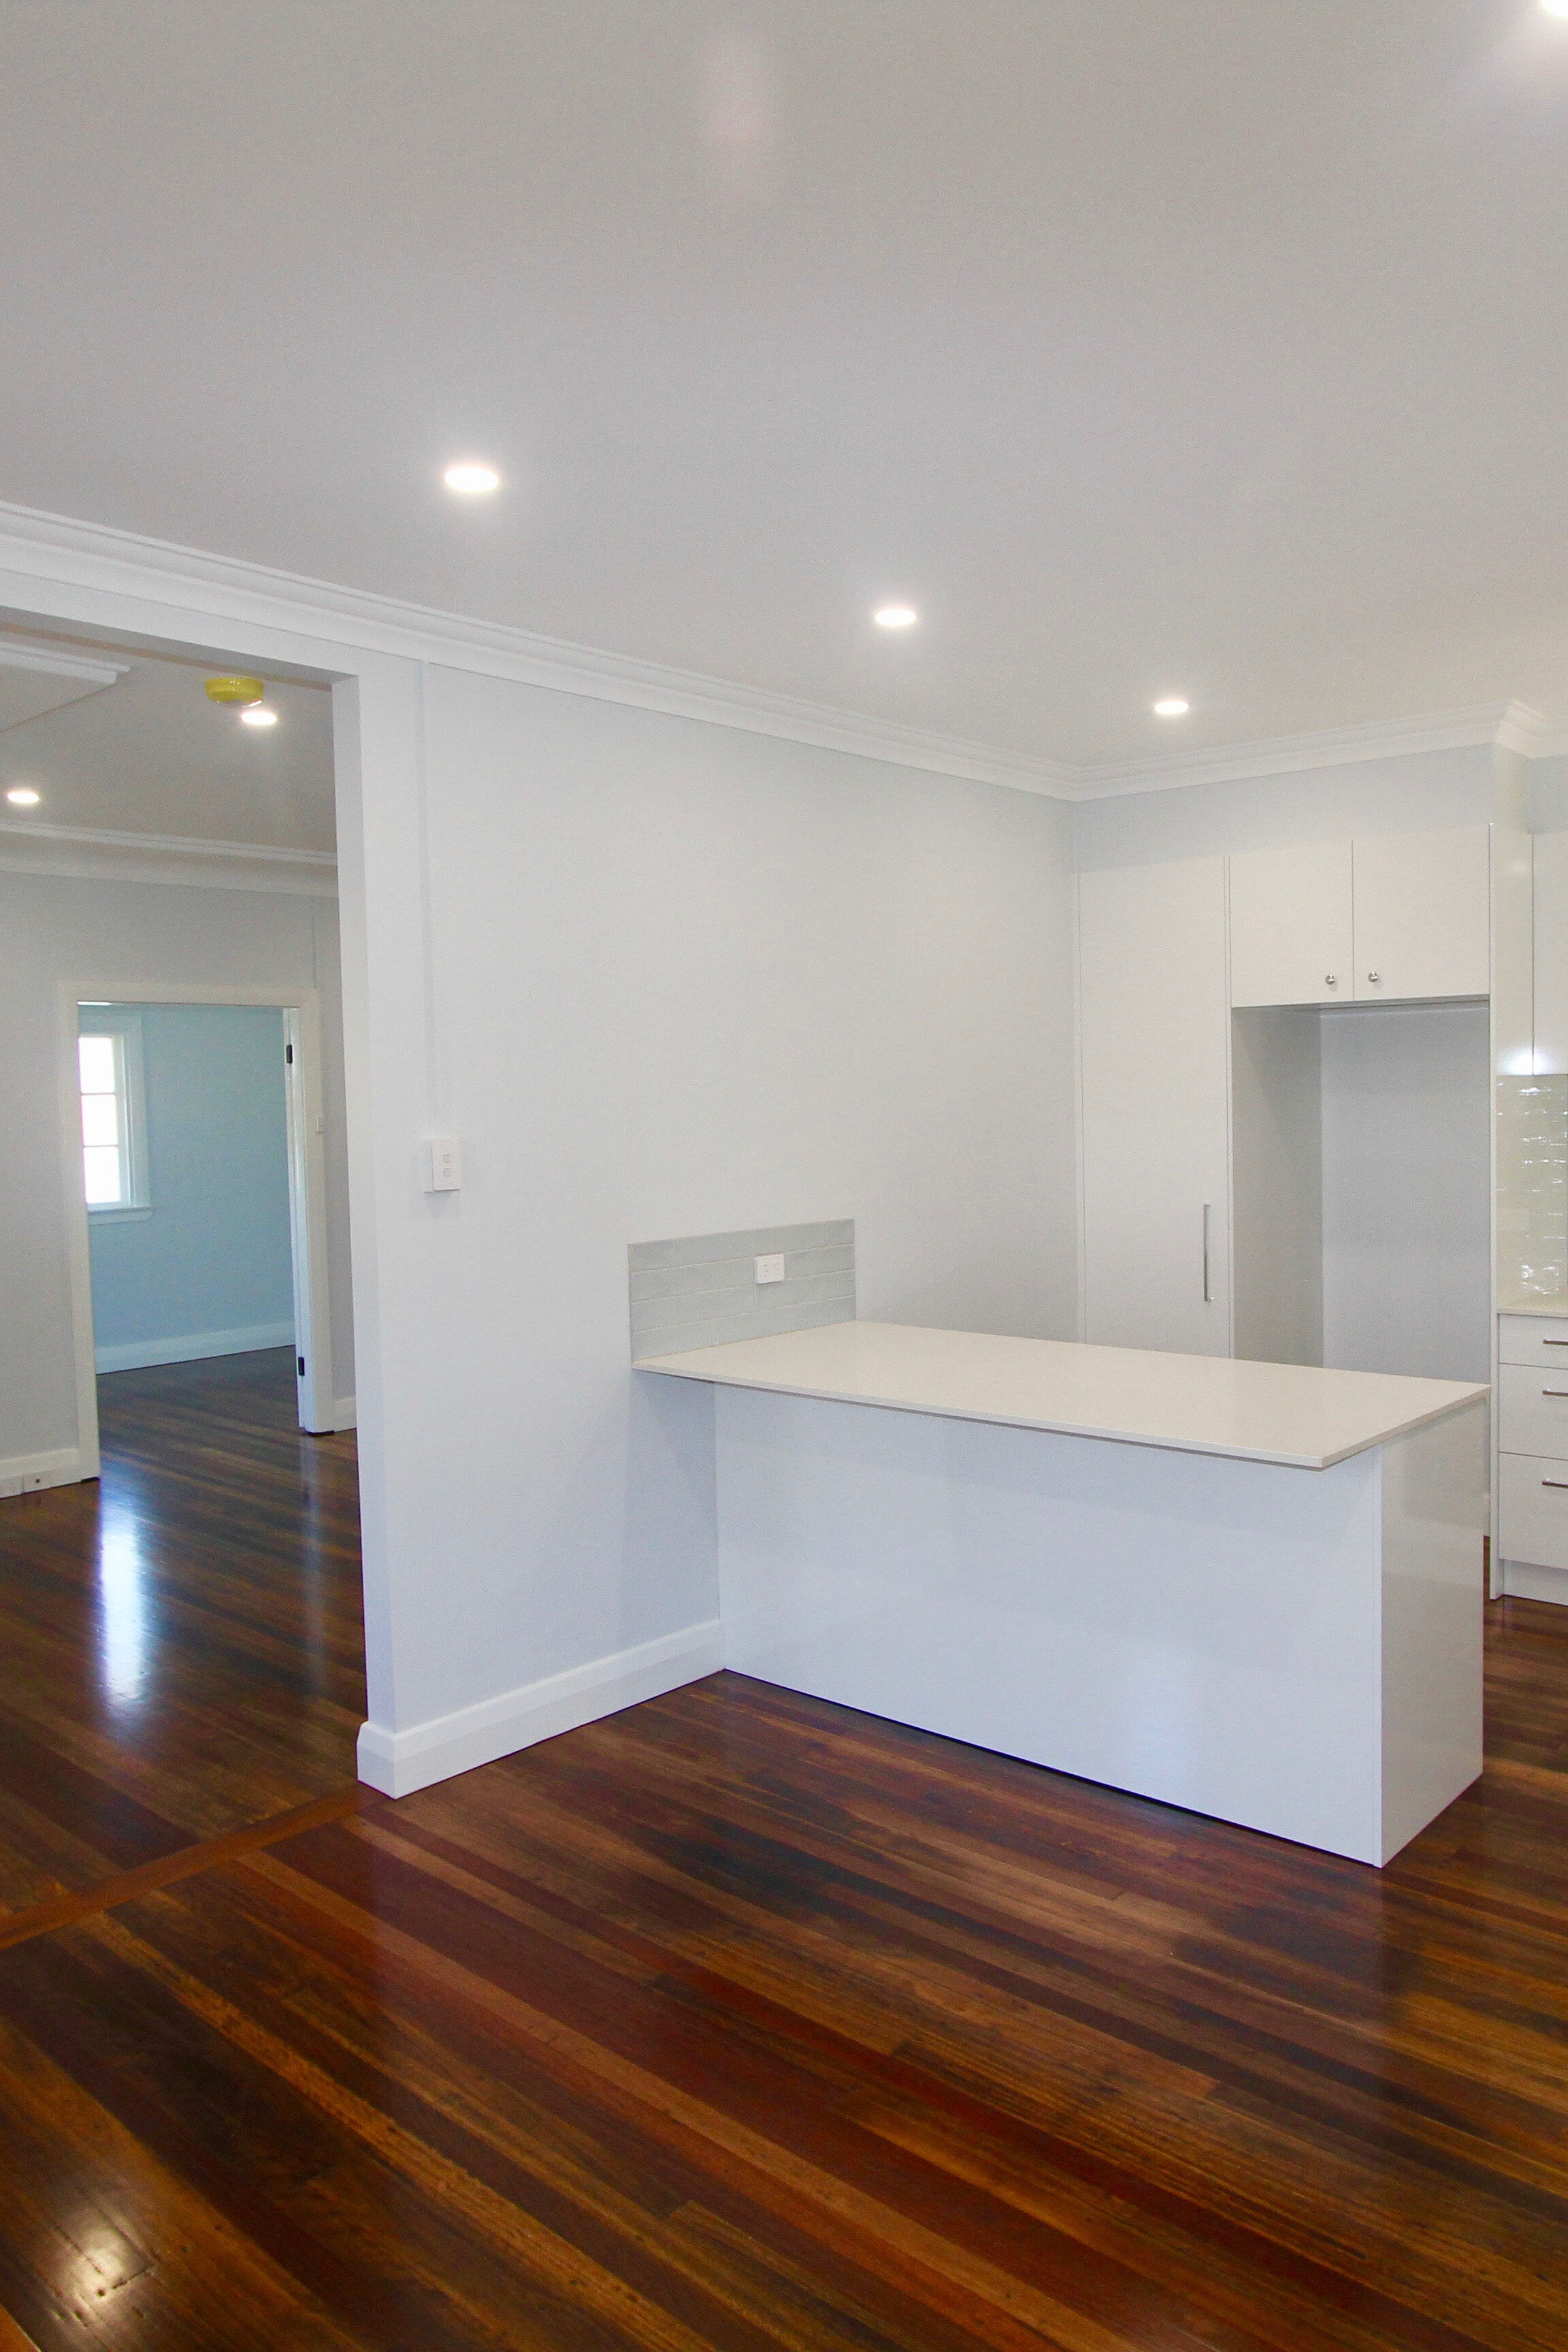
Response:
1077,858,1231,1354
1229,825,1490,1010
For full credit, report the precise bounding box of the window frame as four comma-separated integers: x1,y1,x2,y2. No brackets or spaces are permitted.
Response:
78,1007,151,1220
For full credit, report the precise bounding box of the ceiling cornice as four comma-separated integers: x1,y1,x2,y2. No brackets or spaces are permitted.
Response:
0,501,1075,799
0,500,1563,802
0,817,337,896
0,634,129,689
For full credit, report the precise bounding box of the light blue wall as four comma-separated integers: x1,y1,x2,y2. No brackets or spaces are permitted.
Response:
87,1002,295,1370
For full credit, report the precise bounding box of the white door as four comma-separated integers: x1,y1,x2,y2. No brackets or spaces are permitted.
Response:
1229,840,1354,1008
1079,858,1232,1355
1352,826,1490,1002
281,1006,334,1433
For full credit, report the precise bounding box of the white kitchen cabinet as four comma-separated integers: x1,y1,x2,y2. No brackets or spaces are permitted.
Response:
1230,841,1354,1008
1229,826,1489,1009
1078,858,1231,1355
1533,831,1568,1073
1352,826,1490,1003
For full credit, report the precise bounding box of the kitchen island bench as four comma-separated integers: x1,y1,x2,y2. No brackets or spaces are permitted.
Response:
636,1322,1488,1865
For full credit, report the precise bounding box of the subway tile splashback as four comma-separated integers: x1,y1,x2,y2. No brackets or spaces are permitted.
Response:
1498,1077,1568,1301
630,1220,855,1359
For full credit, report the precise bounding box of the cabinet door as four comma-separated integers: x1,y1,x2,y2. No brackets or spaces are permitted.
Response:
1229,840,1353,1007
1352,826,1490,1002
1079,858,1231,1355
1534,832,1568,1074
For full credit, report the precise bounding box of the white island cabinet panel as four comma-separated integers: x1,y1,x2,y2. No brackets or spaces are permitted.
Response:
638,1324,1488,1865
1078,858,1230,1354
1230,840,1353,1008
706,1371,1486,1867
1352,826,1490,1003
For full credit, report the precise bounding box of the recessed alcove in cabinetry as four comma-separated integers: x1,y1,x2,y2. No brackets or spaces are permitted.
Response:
1232,999,1492,1384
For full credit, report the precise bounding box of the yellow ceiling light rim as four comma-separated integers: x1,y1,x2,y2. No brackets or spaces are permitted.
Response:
204,674,266,706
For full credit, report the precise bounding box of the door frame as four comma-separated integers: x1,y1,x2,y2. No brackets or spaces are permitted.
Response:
56,977,337,1473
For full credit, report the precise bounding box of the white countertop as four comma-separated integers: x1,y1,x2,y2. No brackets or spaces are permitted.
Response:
1499,1294,1568,1320
634,1321,1488,1470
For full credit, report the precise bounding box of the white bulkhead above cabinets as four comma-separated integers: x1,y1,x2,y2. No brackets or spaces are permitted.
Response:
1229,826,1490,1009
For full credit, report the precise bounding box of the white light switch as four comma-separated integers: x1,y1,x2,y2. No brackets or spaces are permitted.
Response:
754,1252,785,1285
423,1134,461,1192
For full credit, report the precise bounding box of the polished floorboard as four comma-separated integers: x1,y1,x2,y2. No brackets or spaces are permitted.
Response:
4,1369,1568,2347
0,1349,363,1919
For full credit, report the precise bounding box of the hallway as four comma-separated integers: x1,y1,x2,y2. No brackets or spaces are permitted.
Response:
0,1350,363,1929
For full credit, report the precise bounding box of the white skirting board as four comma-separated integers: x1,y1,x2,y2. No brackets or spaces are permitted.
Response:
331,1396,356,1431
357,1617,725,1799
1501,1558,1568,1605
95,1321,295,1374
0,1446,84,1499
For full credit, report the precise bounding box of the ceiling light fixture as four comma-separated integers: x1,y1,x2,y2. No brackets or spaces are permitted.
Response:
444,462,500,494
1544,1,1568,18
1153,697,1190,717
874,606,917,628
204,674,265,706
240,705,279,728
5,785,41,806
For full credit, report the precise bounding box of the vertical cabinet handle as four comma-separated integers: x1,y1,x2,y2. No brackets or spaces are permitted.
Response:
1202,1202,1212,1304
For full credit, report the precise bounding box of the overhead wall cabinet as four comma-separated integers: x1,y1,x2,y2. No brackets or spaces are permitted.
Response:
1077,858,1231,1356
1229,825,1490,1009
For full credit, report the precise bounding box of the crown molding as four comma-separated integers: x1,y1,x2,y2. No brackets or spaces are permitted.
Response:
0,500,1075,798
1,500,1566,801
1063,703,1529,800
0,634,129,689
1496,700,1568,760
0,818,337,896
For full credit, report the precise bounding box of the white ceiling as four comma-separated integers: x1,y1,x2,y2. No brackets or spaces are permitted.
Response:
4,1,1568,770
0,634,336,851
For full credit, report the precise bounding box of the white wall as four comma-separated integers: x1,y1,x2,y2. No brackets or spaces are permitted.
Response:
1073,745,1494,872
0,869,355,1470
1320,1003,1491,1382
346,664,1078,1782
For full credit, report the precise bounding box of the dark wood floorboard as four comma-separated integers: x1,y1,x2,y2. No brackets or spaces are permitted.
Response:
2,1536,1568,2347
0,1349,364,1917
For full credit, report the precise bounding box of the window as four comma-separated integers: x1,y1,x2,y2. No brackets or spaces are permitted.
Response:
78,1011,148,1214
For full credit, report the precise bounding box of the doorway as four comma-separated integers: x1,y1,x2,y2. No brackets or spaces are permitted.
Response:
59,980,340,1473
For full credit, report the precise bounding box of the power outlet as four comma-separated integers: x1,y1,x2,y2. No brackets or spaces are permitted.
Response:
754,1252,785,1286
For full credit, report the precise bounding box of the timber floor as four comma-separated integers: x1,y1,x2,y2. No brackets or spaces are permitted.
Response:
0,1349,364,1921
3,1359,1568,2349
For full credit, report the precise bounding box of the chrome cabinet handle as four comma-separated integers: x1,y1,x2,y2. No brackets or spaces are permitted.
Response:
1324,973,1337,986
1546,1339,1568,1346
1367,970,1380,983
1544,1390,1568,1398
1544,1480,1568,1490
1202,1203,1212,1305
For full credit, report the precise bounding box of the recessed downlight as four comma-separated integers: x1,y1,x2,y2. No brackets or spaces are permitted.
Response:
1544,2,1568,19
5,785,41,806
239,705,279,728
874,605,918,629
1153,697,1190,717
444,462,500,494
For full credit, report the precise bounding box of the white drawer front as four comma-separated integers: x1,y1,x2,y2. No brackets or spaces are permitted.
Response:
1499,1364,1568,1463
1499,1313,1568,1367
1499,1453,1568,1573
